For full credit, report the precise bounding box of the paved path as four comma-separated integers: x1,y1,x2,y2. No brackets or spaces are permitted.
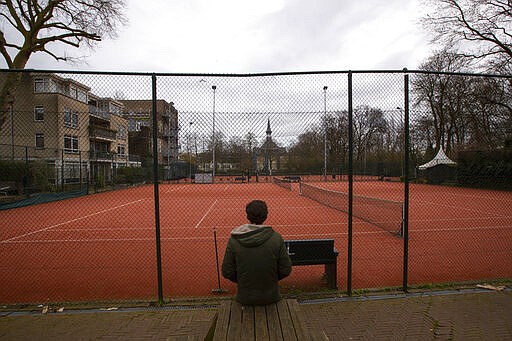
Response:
0,289,511,340
302,289,512,340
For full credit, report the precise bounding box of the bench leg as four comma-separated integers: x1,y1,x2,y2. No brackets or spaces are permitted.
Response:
324,263,337,290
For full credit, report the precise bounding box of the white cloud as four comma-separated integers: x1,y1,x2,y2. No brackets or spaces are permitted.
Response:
1,0,433,73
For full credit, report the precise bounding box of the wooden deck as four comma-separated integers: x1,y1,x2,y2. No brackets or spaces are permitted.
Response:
211,299,321,340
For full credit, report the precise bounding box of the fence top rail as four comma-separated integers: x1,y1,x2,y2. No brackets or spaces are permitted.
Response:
1,68,510,79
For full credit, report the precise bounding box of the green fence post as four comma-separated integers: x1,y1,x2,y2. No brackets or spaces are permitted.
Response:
152,74,164,305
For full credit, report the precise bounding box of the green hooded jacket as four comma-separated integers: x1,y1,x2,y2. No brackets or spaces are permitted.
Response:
221,224,292,305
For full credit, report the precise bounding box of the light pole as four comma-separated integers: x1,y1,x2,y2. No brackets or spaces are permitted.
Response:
167,113,171,180
10,102,14,160
188,121,193,180
323,86,328,181
202,135,206,171
212,85,217,182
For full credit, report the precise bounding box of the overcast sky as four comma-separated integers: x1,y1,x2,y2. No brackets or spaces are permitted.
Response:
6,0,433,73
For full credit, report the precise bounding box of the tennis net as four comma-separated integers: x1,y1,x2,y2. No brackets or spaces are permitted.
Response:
299,182,403,236
272,177,293,191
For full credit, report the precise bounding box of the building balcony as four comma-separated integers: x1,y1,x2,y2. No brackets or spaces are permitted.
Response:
89,107,111,121
89,151,115,161
161,129,178,138
89,125,117,142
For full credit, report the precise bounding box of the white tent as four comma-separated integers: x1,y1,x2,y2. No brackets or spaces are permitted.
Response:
418,148,456,170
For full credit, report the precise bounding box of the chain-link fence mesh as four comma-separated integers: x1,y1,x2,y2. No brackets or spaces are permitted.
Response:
0,69,511,304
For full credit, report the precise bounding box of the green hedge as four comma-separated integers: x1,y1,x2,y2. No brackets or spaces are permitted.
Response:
457,150,512,190
115,166,147,184
0,160,30,183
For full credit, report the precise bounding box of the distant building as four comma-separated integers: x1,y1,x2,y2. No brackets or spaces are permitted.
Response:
253,119,286,175
88,94,133,184
119,100,180,178
0,72,133,188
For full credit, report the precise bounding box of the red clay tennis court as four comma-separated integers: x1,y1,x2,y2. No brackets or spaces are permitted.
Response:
1,181,511,304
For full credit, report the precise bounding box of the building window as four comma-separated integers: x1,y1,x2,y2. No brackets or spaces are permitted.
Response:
34,77,58,93
77,89,88,103
34,106,44,121
64,109,79,128
63,162,81,184
64,135,79,153
68,84,88,103
34,78,48,93
117,144,126,155
35,134,44,149
69,85,76,98
117,125,126,139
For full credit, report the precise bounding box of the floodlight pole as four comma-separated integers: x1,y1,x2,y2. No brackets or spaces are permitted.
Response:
167,114,171,180
10,102,14,160
323,86,328,182
212,85,217,182
189,121,193,180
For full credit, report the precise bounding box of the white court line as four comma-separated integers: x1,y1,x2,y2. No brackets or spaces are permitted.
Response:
1,199,146,243
409,224,511,233
164,185,186,193
411,216,512,223
195,199,218,228
3,224,510,245
411,199,509,218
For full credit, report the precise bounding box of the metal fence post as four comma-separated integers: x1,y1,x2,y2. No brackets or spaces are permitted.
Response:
347,71,353,296
61,149,64,191
402,68,410,292
152,74,164,304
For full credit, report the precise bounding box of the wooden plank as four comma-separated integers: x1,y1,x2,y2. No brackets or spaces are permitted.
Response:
286,299,311,340
227,301,243,340
266,303,283,341
214,299,312,341
324,263,338,289
254,305,270,340
276,299,298,341
212,301,231,341
241,305,255,340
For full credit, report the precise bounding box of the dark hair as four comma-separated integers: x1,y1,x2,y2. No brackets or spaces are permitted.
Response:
246,200,268,225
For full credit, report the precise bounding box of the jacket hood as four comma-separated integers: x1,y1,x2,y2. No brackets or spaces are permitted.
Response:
230,224,274,247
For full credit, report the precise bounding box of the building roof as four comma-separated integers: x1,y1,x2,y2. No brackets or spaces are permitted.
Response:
120,99,176,115
418,148,456,170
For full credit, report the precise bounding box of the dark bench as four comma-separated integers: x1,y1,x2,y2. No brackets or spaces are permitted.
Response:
284,176,301,182
0,186,18,196
284,239,339,289
211,299,316,340
0,181,19,196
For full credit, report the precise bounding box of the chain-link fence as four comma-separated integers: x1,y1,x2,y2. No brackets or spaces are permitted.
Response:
0,69,511,305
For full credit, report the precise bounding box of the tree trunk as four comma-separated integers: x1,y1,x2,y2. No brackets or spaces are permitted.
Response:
0,53,30,131
0,72,22,131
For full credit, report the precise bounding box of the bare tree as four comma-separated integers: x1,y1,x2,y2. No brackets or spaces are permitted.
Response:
412,50,473,153
287,128,323,173
324,111,349,171
352,105,388,161
0,0,127,129
413,49,511,152
421,0,512,71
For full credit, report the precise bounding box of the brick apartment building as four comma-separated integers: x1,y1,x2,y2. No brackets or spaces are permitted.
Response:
0,72,180,188
119,99,179,164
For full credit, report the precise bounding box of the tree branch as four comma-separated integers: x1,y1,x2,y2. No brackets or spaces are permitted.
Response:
0,31,14,67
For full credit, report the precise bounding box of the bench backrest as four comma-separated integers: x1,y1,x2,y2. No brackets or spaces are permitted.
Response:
284,239,338,265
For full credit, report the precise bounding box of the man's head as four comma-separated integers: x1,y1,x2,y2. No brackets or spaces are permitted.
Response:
246,200,268,225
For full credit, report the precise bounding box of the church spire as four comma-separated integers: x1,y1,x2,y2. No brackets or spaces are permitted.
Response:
266,118,272,136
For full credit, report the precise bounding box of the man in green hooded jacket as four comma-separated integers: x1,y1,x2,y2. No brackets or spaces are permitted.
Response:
221,200,292,305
